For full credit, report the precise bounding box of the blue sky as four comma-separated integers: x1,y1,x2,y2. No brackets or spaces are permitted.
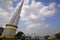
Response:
0,0,60,36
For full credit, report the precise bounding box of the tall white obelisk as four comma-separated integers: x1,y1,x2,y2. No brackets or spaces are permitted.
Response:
2,0,24,38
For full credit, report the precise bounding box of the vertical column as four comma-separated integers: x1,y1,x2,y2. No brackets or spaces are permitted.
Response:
2,0,24,38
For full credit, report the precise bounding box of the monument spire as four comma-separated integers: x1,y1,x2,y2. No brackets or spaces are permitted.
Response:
9,0,24,25
2,0,24,38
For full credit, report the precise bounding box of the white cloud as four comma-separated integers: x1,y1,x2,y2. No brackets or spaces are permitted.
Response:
40,2,56,16
24,0,30,4
29,14,37,19
20,0,56,35
21,1,56,21
0,8,8,18
24,23,49,36
26,23,48,29
21,1,56,22
0,0,14,25
0,0,14,13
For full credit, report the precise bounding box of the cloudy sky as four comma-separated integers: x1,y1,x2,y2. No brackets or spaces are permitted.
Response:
0,0,60,36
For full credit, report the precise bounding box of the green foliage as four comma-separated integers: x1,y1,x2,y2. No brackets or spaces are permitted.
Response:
15,31,24,38
55,32,60,39
44,35,50,39
44,35,56,40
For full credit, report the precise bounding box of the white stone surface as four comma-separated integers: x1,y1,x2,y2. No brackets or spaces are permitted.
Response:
2,0,24,37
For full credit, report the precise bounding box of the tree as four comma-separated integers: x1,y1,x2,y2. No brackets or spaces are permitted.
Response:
44,35,50,40
15,31,25,39
44,35,55,40
55,32,60,39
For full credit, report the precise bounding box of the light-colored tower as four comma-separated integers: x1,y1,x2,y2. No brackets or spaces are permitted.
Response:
2,0,24,38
